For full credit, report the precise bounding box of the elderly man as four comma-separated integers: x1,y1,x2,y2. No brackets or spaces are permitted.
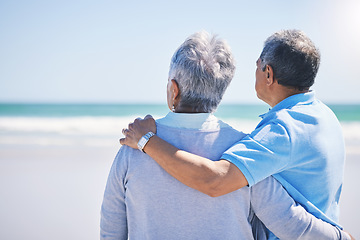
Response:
120,30,352,239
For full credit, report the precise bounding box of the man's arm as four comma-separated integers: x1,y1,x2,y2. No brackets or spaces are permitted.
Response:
120,116,248,197
251,177,353,240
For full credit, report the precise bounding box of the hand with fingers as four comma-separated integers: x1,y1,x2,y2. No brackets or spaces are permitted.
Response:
120,115,157,149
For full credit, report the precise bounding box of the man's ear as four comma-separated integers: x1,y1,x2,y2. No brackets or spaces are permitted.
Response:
266,65,275,86
171,79,180,100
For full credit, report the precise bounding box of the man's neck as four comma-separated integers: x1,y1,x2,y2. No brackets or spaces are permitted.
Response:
268,84,310,107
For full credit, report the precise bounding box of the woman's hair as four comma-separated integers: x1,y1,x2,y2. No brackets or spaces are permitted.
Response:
259,29,321,91
169,31,235,113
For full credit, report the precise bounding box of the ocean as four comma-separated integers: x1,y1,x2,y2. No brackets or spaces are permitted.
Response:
1,103,359,151
1,103,360,120
0,103,359,239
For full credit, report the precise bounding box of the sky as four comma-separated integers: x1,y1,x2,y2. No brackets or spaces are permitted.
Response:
1,0,360,104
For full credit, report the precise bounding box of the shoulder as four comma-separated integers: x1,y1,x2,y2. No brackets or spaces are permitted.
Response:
113,145,143,170
250,118,290,143
217,119,247,137
116,145,137,160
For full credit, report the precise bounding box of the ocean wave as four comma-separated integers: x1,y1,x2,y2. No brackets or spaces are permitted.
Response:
0,116,138,136
1,117,359,149
0,116,257,135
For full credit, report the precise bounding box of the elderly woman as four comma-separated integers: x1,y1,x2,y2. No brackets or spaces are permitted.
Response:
104,31,350,239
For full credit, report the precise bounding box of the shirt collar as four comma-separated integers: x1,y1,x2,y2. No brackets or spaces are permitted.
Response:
260,91,316,118
156,111,221,130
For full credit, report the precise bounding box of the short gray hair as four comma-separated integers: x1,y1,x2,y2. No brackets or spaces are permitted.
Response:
259,29,320,91
169,31,235,113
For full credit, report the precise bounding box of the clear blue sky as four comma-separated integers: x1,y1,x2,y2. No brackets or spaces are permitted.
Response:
1,0,359,104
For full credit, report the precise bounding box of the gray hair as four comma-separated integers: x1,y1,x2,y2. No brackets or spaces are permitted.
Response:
259,29,320,91
168,31,235,113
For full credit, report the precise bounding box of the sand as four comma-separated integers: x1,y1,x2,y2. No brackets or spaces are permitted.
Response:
0,144,115,240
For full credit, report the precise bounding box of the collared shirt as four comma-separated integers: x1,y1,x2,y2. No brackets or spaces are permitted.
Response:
157,111,230,130
101,112,254,239
222,91,345,227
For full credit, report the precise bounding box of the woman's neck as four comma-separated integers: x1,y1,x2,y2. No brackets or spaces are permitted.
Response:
174,105,207,114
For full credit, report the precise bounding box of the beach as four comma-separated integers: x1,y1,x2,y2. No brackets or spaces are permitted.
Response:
0,117,120,240
0,108,359,239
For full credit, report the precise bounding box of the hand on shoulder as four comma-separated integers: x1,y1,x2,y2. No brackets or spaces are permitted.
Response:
120,115,156,149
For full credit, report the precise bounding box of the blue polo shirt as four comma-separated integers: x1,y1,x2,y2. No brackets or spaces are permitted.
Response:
222,91,345,227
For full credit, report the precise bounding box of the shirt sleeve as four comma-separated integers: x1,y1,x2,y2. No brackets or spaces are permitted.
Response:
100,148,128,240
221,122,291,186
251,177,351,240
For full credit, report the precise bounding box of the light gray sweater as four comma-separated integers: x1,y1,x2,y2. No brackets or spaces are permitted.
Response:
101,112,349,240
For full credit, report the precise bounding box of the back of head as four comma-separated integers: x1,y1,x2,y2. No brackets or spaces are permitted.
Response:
169,31,235,112
259,30,320,91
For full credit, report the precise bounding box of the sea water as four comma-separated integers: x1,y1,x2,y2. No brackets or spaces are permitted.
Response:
0,103,359,148
1,103,359,120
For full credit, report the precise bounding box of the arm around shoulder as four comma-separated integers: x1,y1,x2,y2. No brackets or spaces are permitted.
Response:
143,135,248,197
120,116,249,197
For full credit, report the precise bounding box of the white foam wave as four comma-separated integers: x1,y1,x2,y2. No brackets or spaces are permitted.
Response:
0,116,161,147
0,116,258,136
0,117,136,136
1,117,359,150
341,122,360,155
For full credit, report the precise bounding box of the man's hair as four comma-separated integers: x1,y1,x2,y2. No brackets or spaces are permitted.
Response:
169,31,235,113
259,30,321,91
